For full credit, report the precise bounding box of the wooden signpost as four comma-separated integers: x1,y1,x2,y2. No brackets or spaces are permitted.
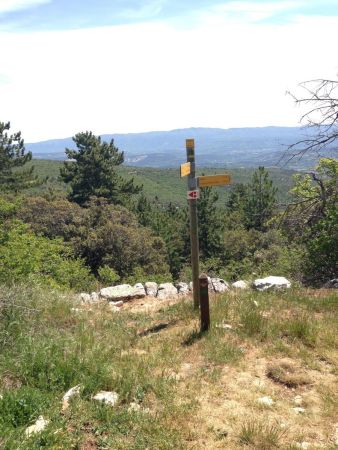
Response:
180,139,231,328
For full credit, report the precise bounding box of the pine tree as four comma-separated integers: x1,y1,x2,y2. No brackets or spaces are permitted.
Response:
0,121,39,191
197,186,224,258
60,131,142,205
244,167,277,231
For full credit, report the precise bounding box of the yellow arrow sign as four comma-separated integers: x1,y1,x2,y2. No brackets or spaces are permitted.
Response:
198,174,231,187
186,139,195,150
180,162,191,177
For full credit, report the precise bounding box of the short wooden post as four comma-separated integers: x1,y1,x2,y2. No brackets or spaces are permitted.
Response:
199,273,210,332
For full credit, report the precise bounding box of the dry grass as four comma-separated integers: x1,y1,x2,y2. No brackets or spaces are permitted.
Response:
0,286,337,449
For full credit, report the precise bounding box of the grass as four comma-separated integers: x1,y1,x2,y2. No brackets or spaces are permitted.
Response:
0,285,337,449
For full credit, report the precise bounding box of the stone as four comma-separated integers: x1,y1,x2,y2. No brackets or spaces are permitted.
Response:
215,323,233,330
90,292,100,302
109,305,121,312
145,281,158,297
257,396,274,406
323,279,338,289
134,283,146,296
93,391,119,406
253,276,291,291
79,293,91,302
25,416,49,437
156,283,178,300
100,284,146,301
232,280,249,290
293,407,306,414
62,385,81,411
211,278,229,293
295,442,310,449
128,401,150,413
110,300,123,307
189,281,193,291
176,282,189,295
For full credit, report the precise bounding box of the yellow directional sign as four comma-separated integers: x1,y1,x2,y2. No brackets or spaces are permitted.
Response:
180,162,191,177
198,174,231,187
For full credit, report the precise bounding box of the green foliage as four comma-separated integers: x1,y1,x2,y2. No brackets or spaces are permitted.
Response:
0,121,41,192
198,186,224,258
98,265,120,285
244,166,278,231
0,218,94,290
285,158,338,284
60,131,142,205
19,196,171,281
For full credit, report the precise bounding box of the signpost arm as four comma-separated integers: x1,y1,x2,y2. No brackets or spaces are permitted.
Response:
186,139,200,309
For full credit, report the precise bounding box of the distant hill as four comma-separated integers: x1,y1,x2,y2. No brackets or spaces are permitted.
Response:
26,126,332,169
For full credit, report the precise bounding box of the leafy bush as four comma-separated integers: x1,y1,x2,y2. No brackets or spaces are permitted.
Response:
0,220,94,290
98,265,120,285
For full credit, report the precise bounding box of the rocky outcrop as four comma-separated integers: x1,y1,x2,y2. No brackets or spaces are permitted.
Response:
253,276,291,291
92,391,119,406
323,279,338,289
100,284,146,301
232,280,249,290
145,282,158,297
176,282,189,295
211,278,229,293
25,416,49,437
157,283,178,300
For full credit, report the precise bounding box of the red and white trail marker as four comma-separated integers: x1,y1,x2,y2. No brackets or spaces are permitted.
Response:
187,190,200,200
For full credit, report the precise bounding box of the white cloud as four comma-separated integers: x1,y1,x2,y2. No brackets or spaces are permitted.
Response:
0,13,337,141
0,0,50,15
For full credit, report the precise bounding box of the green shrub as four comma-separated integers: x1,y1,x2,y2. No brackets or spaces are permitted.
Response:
98,265,120,285
0,221,94,291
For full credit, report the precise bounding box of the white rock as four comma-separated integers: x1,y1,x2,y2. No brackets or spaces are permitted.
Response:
25,416,49,437
62,385,81,411
293,407,306,414
80,293,91,302
144,282,158,297
232,280,249,290
93,391,119,406
90,292,100,302
253,276,291,291
100,284,146,301
215,323,233,330
257,396,274,406
110,300,123,307
156,283,178,300
176,282,189,295
109,305,121,312
211,278,229,293
189,281,193,291
323,279,338,289
295,442,310,449
134,283,146,296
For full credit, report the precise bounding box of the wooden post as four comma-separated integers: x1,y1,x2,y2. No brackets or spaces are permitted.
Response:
199,273,210,332
186,139,200,309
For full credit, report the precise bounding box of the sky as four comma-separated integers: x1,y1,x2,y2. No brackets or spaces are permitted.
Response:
0,0,338,142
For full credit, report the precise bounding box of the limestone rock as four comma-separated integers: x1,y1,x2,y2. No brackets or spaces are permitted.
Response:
176,282,189,295
134,283,146,296
100,284,146,301
93,391,119,406
253,276,291,291
90,292,100,302
145,282,158,297
232,280,249,290
257,396,274,406
323,279,338,289
62,385,81,411
211,278,229,293
110,300,123,307
293,407,306,414
157,283,178,300
25,416,49,437
79,293,91,302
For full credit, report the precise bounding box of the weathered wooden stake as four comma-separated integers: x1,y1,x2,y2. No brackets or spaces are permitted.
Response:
199,273,210,332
